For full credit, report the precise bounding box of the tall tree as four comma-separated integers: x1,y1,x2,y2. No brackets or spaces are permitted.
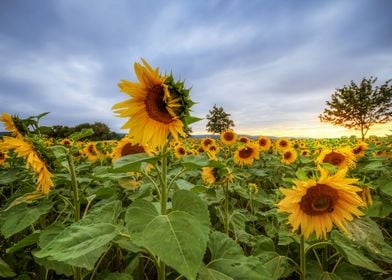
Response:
206,105,235,134
319,77,392,140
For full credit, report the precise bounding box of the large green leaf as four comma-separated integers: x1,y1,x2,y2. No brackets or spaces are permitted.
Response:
204,231,272,280
257,252,295,279
318,272,342,280
0,201,52,238
331,230,384,272
126,192,210,280
34,223,119,270
172,190,210,228
6,231,40,254
334,262,363,280
81,200,122,225
0,258,16,278
112,153,157,173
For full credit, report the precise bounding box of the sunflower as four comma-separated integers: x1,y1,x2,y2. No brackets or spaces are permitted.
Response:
238,136,251,144
2,136,53,194
301,149,310,157
0,112,23,138
112,137,148,162
60,138,73,147
316,147,356,169
174,145,187,159
201,138,215,151
352,141,368,158
277,167,364,239
0,150,7,165
83,142,101,162
276,138,291,150
201,166,233,186
220,129,237,146
233,143,259,166
257,136,272,151
281,149,297,164
112,59,196,149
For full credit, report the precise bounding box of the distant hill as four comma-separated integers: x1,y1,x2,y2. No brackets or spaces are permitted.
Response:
190,134,279,140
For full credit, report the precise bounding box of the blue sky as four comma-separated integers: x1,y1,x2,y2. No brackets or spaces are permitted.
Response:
1,0,391,137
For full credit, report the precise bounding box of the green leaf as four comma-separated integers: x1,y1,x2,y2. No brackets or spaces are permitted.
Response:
251,235,275,256
6,231,40,254
0,258,16,278
184,115,202,126
126,198,209,280
331,230,384,272
198,265,233,280
1,201,52,238
295,168,309,180
81,200,122,225
104,272,133,280
175,179,195,190
261,253,295,280
112,153,157,173
318,272,342,280
334,262,363,280
172,190,210,228
205,231,272,280
34,223,119,270
181,155,224,170
69,128,94,141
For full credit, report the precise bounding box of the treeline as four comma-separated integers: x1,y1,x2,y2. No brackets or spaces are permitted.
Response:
38,122,122,141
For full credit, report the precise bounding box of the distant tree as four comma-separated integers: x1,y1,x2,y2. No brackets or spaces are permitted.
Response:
206,105,235,134
319,77,392,140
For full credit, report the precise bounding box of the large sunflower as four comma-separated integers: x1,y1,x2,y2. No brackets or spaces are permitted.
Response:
2,136,53,194
220,129,237,146
316,147,356,169
277,167,364,239
276,138,291,150
112,59,196,149
233,143,259,166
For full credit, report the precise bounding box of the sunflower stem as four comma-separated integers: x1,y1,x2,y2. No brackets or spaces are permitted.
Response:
158,144,168,280
66,153,82,280
322,243,328,271
224,181,230,235
300,235,306,280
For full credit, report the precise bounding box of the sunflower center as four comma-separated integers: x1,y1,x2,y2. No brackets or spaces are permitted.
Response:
145,85,174,124
224,132,234,141
121,143,145,156
203,139,213,146
239,147,253,158
300,184,338,215
353,147,362,154
209,146,217,152
323,151,344,166
259,139,266,146
177,147,186,155
283,151,292,159
239,137,248,143
279,141,288,147
0,152,5,160
88,145,97,155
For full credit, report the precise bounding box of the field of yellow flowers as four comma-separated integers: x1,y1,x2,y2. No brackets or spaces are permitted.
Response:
1,59,392,280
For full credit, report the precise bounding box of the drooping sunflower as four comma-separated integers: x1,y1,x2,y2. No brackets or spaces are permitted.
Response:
277,167,365,239
60,138,73,147
2,136,53,194
352,141,368,158
233,143,259,166
0,112,23,138
112,59,197,149
220,129,237,146
201,166,233,186
257,136,272,151
316,147,356,169
0,150,7,165
201,167,217,185
276,138,291,150
281,149,298,165
83,142,101,162
112,137,148,162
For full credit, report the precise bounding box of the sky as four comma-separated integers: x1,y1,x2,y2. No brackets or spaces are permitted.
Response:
1,0,391,138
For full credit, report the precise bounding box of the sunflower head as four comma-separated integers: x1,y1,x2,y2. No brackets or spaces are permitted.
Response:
113,59,199,149
257,136,272,151
233,143,260,166
281,149,297,164
277,167,365,240
201,138,215,151
352,141,368,158
220,129,237,146
202,166,233,186
174,145,187,158
0,113,27,138
316,147,356,169
112,137,149,162
276,138,291,150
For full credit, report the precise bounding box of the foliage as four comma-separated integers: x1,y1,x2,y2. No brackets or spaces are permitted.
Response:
206,105,235,134
319,76,392,140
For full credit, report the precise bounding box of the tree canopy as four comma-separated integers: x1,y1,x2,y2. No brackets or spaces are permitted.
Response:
206,105,235,134
319,77,392,140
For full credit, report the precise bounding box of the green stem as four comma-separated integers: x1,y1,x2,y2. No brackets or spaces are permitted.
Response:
158,144,168,280
322,243,328,271
300,235,306,280
67,153,82,280
224,181,229,235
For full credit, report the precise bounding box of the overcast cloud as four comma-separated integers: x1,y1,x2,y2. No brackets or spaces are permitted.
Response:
1,0,391,137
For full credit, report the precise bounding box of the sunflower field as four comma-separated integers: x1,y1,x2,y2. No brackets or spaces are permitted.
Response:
1,60,392,280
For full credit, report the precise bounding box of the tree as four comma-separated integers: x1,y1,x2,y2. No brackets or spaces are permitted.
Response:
319,77,392,140
206,105,235,134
